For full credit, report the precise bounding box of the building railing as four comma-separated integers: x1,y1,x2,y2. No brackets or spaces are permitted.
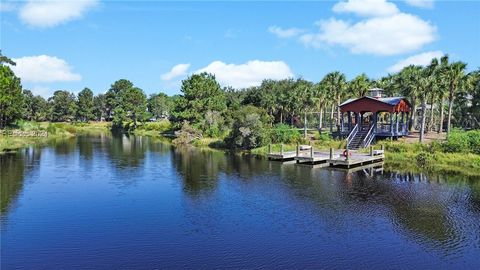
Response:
346,124,358,149
362,124,375,148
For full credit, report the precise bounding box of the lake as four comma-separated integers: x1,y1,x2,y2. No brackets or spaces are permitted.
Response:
1,133,480,269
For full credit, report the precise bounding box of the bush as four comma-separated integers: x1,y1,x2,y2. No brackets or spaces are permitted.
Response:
225,106,272,149
416,152,435,168
140,120,172,133
442,129,480,154
173,121,202,145
270,124,301,144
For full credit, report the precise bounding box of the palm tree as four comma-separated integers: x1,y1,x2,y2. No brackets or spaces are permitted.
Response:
312,81,328,133
322,71,347,132
441,57,468,136
349,73,371,98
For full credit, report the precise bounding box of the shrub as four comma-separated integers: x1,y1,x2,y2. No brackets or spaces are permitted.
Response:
141,120,172,133
270,124,302,144
225,106,272,149
416,152,435,168
442,129,477,153
173,121,202,145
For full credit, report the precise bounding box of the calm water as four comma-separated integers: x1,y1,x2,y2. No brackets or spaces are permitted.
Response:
1,134,480,269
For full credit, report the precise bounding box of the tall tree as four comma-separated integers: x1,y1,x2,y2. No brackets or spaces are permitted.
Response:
171,73,227,132
115,87,147,129
76,88,95,122
0,52,23,128
93,94,107,121
322,71,347,130
349,73,371,98
105,79,133,120
49,90,77,122
442,58,468,136
147,93,172,119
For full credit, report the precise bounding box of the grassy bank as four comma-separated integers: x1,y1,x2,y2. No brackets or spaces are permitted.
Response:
2,121,479,177
0,121,110,153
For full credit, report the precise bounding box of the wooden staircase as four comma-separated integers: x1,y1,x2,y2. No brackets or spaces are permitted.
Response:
347,124,375,150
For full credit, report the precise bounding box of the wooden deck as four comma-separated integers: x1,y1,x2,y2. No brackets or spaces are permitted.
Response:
267,151,297,161
268,145,385,169
329,152,384,168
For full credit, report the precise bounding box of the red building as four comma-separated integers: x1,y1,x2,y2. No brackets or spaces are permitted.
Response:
339,89,411,149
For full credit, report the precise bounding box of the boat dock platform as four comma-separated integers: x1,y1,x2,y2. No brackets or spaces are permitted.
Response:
267,145,385,169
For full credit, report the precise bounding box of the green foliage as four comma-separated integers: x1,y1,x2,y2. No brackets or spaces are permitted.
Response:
270,124,301,144
442,129,480,154
172,121,202,145
138,120,172,133
113,86,147,129
225,106,272,149
148,93,173,119
171,73,227,134
415,152,436,168
49,90,77,122
93,94,107,121
0,53,24,128
76,88,95,122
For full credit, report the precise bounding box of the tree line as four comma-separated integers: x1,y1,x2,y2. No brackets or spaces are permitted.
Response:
1,51,479,147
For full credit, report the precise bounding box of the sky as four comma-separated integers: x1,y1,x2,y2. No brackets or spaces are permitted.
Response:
1,0,479,97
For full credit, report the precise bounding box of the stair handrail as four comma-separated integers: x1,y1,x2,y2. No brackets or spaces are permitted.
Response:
362,124,375,148
346,124,359,148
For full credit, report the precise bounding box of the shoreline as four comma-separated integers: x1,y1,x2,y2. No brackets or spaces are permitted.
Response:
1,122,479,177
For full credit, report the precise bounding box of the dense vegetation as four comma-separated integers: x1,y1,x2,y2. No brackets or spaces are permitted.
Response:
1,52,479,153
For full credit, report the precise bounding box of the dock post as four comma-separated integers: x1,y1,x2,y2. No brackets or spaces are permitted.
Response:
381,144,384,151
346,148,349,161
280,144,284,155
310,146,314,158
296,143,299,157
329,148,333,159
268,144,272,154
370,146,373,157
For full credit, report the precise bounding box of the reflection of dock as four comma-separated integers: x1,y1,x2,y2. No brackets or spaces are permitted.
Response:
268,145,385,169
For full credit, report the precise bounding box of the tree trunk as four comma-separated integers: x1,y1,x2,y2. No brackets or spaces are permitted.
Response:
304,111,307,139
290,111,294,126
336,100,341,127
419,97,427,143
447,98,454,137
410,99,417,131
318,107,323,133
280,111,283,124
428,92,435,132
446,84,455,137
330,104,334,133
438,96,445,133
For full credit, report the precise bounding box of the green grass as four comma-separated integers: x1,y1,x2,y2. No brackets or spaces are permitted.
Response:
0,121,110,154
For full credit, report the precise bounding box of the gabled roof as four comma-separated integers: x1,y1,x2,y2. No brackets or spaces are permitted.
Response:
340,96,407,107
340,96,411,113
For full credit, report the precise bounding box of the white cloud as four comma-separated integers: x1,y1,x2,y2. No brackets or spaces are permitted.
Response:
405,0,434,9
300,13,436,55
195,60,294,89
11,55,82,83
161,63,191,81
333,0,399,17
387,50,443,72
19,0,98,28
268,26,305,38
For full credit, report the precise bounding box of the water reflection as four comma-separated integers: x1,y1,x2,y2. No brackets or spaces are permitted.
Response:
1,134,479,268
1,148,41,216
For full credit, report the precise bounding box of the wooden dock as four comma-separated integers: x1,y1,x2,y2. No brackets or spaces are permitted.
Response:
268,144,385,169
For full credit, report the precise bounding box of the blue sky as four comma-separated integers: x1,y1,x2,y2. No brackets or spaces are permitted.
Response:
1,0,479,97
